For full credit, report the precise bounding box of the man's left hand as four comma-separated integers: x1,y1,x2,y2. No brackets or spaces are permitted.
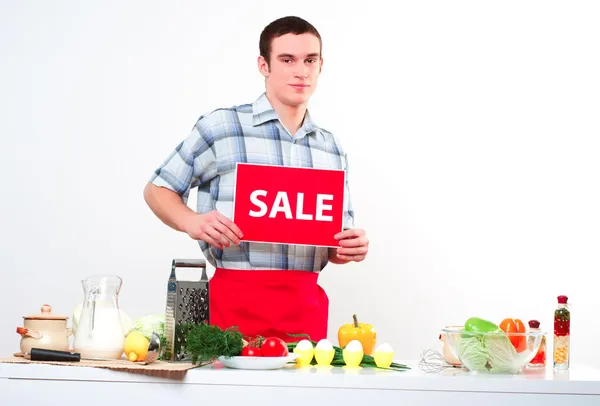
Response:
329,229,369,263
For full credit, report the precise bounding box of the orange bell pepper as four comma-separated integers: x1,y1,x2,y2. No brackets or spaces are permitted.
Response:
499,318,527,353
338,314,376,356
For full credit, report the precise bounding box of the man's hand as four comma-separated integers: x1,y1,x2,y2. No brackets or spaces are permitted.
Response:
328,228,369,264
143,184,243,249
183,210,244,250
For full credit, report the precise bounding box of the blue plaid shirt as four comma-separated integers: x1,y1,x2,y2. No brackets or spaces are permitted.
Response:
150,93,354,272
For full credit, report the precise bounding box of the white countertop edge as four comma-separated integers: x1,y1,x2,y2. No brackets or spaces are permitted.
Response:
2,361,600,395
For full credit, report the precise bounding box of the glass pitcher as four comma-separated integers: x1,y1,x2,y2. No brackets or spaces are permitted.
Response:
73,275,125,359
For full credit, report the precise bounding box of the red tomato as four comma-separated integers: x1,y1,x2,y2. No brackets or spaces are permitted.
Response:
260,337,289,357
499,318,527,353
241,346,262,357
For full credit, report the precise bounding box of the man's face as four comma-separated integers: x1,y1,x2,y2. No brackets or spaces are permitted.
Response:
259,33,323,107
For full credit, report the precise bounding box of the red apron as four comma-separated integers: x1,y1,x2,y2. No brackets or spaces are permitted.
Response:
209,267,329,343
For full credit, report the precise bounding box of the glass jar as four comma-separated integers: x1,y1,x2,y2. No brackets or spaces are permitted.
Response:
527,320,546,368
553,295,570,370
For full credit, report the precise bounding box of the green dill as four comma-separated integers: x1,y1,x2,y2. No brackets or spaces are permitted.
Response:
184,322,244,364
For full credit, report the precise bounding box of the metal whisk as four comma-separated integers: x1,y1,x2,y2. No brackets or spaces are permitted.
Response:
418,349,460,373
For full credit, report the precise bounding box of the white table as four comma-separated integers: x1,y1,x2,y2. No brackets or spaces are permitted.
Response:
2,360,600,405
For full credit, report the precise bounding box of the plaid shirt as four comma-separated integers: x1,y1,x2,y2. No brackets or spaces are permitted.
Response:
150,93,354,272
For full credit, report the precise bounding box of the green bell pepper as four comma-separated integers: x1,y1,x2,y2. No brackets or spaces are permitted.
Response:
464,317,501,334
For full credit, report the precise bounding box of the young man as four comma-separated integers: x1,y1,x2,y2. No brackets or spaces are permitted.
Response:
144,16,369,342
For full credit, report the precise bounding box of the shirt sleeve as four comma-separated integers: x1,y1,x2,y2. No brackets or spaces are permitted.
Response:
149,116,216,204
342,152,355,230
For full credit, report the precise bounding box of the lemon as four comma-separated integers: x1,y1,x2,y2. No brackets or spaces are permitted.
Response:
124,331,149,362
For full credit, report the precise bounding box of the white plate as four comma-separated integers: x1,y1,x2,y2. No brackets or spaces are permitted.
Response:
217,353,299,370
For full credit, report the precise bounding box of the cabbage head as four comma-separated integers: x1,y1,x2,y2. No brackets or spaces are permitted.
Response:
129,314,165,341
458,332,519,373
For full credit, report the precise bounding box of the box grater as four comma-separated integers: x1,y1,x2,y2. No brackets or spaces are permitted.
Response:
164,258,210,361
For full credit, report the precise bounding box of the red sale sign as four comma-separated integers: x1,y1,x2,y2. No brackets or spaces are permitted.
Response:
232,163,345,247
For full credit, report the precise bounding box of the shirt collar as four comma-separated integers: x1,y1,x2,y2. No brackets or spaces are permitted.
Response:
252,93,317,137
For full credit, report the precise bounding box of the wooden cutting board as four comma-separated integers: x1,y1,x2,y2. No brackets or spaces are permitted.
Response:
1,355,206,378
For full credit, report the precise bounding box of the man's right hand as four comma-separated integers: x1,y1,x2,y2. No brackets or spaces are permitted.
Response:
183,210,244,250
143,183,244,250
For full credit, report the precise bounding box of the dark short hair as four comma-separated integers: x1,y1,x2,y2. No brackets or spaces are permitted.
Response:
259,16,322,64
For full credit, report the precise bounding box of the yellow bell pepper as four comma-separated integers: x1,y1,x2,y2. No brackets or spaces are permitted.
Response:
338,314,376,356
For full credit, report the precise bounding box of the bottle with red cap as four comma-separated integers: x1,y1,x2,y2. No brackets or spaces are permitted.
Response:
553,295,570,370
527,319,546,368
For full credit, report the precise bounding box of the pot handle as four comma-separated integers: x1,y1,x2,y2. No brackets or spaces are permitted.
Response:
16,327,42,340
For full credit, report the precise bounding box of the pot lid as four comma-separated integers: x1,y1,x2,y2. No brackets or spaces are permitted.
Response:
24,304,68,320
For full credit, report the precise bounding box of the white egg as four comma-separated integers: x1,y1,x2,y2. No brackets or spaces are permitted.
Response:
296,339,313,351
316,339,333,351
375,343,394,353
345,340,363,352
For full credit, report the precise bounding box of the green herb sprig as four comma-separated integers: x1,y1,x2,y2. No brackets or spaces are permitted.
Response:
185,322,245,364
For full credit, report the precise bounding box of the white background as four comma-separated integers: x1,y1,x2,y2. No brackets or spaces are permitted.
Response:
1,0,599,367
